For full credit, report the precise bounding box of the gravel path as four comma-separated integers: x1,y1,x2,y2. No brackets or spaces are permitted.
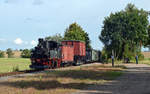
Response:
73,64,150,94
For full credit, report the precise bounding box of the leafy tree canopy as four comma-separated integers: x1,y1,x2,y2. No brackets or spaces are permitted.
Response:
145,25,150,50
99,3,149,60
21,49,31,58
64,22,91,49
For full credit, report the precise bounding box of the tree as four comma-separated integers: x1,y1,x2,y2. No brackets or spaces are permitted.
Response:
21,49,31,58
45,33,63,43
0,50,4,58
64,22,91,49
99,3,149,60
6,48,14,58
145,25,150,50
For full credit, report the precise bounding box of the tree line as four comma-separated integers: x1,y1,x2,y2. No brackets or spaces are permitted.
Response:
0,48,31,58
0,48,15,58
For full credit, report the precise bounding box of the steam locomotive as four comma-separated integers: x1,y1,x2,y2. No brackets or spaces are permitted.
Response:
30,38,101,69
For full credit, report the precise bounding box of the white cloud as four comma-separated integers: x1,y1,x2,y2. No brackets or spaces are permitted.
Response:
30,40,37,46
14,38,23,45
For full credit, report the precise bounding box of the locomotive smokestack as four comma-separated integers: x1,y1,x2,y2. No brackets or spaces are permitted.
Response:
38,38,44,43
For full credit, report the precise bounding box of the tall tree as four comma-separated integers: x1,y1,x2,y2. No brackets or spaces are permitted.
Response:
99,3,149,60
145,25,150,50
64,22,91,49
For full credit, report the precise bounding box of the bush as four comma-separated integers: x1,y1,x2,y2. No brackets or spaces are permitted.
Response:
6,48,14,58
0,51,4,58
12,66,19,72
138,53,144,61
21,49,31,58
101,50,108,63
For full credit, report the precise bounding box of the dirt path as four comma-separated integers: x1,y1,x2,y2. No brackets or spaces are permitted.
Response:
73,64,150,94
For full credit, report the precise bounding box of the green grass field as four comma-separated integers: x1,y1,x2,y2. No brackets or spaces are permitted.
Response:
0,58,31,73
0,57,149,73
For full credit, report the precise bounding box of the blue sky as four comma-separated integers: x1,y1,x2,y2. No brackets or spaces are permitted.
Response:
0,0,150,51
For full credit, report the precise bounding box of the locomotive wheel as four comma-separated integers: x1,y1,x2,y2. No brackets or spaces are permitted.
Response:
73,61,77,66
48,65,52,69
73,60,80,66
52,61,57,69
52,61,55,69
55,62,57,68
77,60,84,65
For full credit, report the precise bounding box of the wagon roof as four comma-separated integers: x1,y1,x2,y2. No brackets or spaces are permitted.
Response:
62,40,85,43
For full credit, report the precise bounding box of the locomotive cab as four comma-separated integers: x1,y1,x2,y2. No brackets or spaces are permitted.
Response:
30,38,62,69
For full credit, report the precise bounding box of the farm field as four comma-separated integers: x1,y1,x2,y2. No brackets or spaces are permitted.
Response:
0,58,31,73
0,63,123,94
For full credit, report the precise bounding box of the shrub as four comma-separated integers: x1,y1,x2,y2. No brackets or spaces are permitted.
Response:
21,49,31,58
0,50,4,58
12,66,19,72
101,50,108,63
138,53,144,61
6,48,14,58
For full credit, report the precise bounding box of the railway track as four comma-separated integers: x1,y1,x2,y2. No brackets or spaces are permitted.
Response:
0,66,72,78
0,69,49,78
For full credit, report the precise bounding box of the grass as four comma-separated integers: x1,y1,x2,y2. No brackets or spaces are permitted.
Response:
138,58,150,65
0,58,31,73
106,58,150,66
0,63,123,94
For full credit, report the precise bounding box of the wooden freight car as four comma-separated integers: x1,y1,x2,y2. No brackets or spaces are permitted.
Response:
61,40,86,65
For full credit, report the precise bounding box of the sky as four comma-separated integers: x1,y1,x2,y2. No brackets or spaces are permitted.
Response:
0,0,150,51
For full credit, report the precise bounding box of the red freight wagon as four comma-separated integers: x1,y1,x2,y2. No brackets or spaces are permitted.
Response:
62,40,86,56
61,40,86,65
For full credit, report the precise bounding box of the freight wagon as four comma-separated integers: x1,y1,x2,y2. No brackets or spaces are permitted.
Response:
86,49,101,63
30,38,101,69
61,40,86,65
